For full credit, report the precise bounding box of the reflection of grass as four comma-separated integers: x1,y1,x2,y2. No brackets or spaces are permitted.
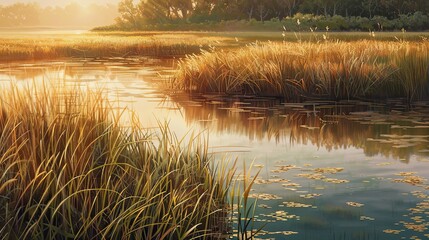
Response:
0,32,228,61
320,205,360,220
170,94,429,161
0,81,240,239
174,40,429,101
296,216,329,229
233,163,264,240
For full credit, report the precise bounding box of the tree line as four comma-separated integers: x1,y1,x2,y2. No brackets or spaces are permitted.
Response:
116,0,429,27
0,3,117,28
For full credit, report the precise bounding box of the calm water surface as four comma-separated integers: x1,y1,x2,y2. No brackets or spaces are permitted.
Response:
1,58,428,240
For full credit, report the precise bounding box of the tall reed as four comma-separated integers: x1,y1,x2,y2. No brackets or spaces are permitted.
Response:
173,40,429,101
0,80,236,239
392,42,429,101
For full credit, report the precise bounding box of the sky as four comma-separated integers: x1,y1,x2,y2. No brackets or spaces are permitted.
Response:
1,0,122,6
0,0,121,28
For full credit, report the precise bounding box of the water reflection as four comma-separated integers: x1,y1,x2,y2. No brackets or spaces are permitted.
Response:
171,94,429,162
1,58,429,239
0,57,185,132
0,57,175,82
2,58,428,161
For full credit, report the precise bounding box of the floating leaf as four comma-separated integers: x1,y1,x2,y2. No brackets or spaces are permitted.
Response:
383,229,403,234
346,202,364,207
249,193,282,200
360,216,375,221
282,201,314,208
315,167,344,174
394,175,426,186
300,193,322,199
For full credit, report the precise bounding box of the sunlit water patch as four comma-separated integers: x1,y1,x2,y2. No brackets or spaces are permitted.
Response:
1,58,428,240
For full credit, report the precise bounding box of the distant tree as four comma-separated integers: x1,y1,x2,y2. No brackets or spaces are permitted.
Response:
139,0,197,22
116,0,139,28
378,0,429,18
0,3,41,27
299,0,341,17
362,0,380,18
277,0,302,17
210,0,248,20
337,0,362,17
139,0,170,23
241,0,258,20
193,0,214,16
256,0,271,21
299,0,324,16
105,0,429,30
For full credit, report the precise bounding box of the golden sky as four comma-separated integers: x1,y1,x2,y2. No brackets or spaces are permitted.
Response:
2,0,121,7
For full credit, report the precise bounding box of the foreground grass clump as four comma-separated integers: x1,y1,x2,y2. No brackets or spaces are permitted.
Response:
174,40,429,101
0,32,228,61
0,82,235,239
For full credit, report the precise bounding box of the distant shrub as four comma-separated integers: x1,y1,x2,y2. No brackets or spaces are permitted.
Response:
371,16,391,31
409,12,429,30
93,13,429,32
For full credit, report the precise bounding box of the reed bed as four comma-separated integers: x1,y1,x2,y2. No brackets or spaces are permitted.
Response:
0,81,238,239
0,33,228,61
173,40,429,101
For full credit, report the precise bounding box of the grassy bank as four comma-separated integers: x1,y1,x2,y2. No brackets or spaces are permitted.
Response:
0,81,237,239
1,31,429,62
0,32,229,61
204,31,429,43
173,40,429,101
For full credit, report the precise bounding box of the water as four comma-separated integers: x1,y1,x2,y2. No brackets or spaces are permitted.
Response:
1,58,428,239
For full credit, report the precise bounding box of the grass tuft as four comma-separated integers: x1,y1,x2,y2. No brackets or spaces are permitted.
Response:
173,40,429,101
0,80,238,239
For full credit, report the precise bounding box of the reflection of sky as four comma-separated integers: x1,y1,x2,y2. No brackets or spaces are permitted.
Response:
2,58,429,240
232,142,429,240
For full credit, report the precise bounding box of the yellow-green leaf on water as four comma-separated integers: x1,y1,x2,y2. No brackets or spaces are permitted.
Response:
346,202,364,207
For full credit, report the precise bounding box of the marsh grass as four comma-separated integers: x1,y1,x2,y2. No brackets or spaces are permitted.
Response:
0,80,241,239
0,33,228,61
204,31,429,43
173,40,429,101
232,163,264,240
392,45,429,100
